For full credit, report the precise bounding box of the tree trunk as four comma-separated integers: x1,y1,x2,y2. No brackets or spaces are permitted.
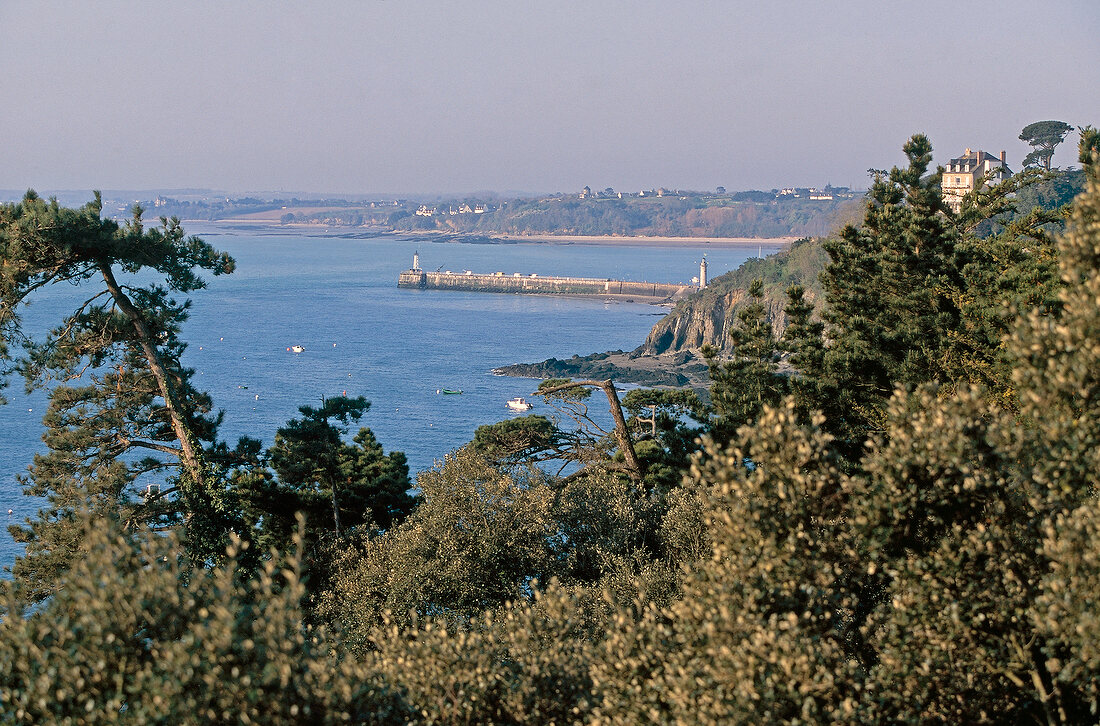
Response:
538,378,643,485
331,478,344,535
597,379,643,484
97,261,206,489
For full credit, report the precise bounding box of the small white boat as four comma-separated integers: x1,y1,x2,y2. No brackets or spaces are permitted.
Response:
506,397,533,411
287,345,305,353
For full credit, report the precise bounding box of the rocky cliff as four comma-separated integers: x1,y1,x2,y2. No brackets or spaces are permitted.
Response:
495,237,830,388
639,289,795,355
637,237,827,356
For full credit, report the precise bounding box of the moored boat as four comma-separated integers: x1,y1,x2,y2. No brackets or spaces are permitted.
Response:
506,397,533,411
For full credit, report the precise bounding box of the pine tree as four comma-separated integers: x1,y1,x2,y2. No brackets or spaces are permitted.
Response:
704,277,787,445
813,135,1067,450
816,136,966,441
10,336,226,600
1,193,237,597
1019,120,1074,171
245,395,415,556
779,283,827,418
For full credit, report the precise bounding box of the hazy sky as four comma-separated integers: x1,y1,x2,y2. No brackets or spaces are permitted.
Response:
2,1,1097,196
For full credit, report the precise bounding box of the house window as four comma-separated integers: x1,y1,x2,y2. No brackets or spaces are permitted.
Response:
955,177,961,185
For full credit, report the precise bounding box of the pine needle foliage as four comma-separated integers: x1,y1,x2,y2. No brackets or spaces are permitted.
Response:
1,193,239,599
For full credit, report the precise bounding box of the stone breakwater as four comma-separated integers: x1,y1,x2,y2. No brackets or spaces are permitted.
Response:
398,269,694,302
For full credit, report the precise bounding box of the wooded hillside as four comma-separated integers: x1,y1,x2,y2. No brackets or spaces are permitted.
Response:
393,193,863,239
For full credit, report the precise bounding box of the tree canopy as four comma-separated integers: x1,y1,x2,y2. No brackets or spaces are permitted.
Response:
3,131,1100,722
1020,120,1074,170
1,193,240,595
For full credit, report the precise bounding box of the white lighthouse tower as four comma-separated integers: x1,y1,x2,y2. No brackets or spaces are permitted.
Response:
413,250,421,271
699,255,708,289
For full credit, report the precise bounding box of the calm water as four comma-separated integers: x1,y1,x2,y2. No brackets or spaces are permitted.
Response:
0,226,781,569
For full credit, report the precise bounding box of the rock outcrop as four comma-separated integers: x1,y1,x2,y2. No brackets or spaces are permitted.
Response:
637,237,827,355
639,289,793,355
496,237,829,387
493,350,708,388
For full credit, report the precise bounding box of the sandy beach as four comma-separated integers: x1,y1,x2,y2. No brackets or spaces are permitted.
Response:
193,219,797,249
487,233,797,247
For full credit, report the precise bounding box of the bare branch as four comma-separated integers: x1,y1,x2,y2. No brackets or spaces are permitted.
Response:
119,438,184,457
534,378,642,484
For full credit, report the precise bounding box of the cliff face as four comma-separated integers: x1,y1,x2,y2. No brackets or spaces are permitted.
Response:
637,237,828,356
495,238,829,386
640,288,742,354
638,289,790,355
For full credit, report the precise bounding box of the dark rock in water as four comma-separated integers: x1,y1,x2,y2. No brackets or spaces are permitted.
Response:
493,351,706,388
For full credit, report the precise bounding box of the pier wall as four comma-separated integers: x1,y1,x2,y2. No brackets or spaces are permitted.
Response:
398,270,691,300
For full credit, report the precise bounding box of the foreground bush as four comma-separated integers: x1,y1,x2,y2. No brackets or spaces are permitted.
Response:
0,519,407,724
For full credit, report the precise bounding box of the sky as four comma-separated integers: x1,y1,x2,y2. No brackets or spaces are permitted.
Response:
1,0,1098,197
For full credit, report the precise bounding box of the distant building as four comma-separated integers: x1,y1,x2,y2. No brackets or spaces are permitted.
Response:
942,148,1009,213
580,186,592,199
415,205,436,217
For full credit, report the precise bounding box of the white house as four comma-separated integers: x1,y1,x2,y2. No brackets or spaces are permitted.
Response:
941,148,1010,213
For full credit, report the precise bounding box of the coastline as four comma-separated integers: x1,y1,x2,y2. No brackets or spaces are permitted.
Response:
485,233,796,248
186,219,796,249
493,350,711,389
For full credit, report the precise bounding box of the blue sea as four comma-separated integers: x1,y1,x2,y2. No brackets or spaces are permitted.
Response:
0,226,782,571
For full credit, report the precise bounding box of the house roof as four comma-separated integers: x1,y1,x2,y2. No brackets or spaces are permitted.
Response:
949,149,990,163
946,149,1011,175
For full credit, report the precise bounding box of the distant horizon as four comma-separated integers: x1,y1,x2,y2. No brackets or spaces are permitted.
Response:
0,138,1085,204
2,2,1095,195
2,182,876,207
0,134,1083,206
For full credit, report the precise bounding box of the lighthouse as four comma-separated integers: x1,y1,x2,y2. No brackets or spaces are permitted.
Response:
699,255,708,289
398,251,428,288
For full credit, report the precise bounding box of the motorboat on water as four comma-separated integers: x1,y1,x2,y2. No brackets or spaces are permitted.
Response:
287,345,305,353
438,388,463,395
506,397,533,411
